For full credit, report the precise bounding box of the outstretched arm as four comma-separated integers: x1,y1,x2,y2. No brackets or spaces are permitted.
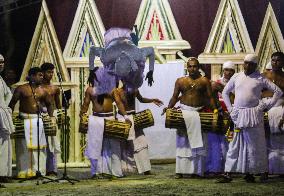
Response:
161,79,180,115
136,90,163,106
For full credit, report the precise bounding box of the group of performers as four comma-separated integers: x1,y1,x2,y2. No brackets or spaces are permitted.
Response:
0,60,62,187
0,50,284,188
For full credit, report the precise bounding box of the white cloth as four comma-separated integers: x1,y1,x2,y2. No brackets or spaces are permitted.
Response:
117,113,150,174
223,61,235,70
0,76,14,134
244,54,258,64
46,110,61,154
0,76,13,176
268,104,284,134
20,113,47,149
0,131,12,176
225,125,268,174
85,114,113,160
96,137,123,177
15,138,46,177
180,104,203,149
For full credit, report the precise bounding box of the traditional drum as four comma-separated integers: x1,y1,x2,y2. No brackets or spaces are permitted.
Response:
42,113,57,136
165,108,230,134
79,113,89,134
56,109,65,127
104,119,131,140
133,109,154,130
11,115,25,139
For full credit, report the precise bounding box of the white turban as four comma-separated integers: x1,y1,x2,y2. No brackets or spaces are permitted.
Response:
223,61,235,70
265,61,272,70
244,54,258,64
0,54,4,61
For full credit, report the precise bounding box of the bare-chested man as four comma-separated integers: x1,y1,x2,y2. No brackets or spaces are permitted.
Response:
262,52,284,176
41,63,62,176
9,67,54,178
112,80,163,175
0,54,14,187
163,57,217,178
80,69,123,178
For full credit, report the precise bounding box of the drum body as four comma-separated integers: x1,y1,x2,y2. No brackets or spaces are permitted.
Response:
133,109,154,130
165,108,230,134
104,119,130,139
11,115,25,139
42,113,57,136
56,109,65,127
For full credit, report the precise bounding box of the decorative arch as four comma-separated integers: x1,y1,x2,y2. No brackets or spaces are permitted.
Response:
255,3,284,71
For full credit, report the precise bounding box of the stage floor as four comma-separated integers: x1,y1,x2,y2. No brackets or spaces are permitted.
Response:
1,164,284,195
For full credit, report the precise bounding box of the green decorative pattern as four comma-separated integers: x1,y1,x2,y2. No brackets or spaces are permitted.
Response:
221,30,236,53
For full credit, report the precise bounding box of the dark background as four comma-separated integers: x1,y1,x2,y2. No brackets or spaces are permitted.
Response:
0,0,283,79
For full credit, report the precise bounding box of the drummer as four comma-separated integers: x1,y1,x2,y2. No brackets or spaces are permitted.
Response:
9,67,54,178
80,69,124,179
162,57,217,179
40,63,62,176
112,80,163,175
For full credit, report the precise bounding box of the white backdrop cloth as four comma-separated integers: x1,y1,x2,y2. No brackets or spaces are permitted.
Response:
136,62,184,159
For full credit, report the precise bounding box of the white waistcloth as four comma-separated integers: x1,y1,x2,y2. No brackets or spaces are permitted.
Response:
230,105,263,128
180,104,204,149
85,115,114,160
20,112,47,149
268,105,284,134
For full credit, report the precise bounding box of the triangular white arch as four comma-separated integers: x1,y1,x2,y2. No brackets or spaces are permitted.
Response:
255,3,284,71
199,0,254,64
135,0,190,60
20,0,70,84
63,0,105,58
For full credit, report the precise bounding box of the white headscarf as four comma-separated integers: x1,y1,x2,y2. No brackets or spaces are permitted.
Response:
244,54,258,64
223,61,235,70
0,54,4,61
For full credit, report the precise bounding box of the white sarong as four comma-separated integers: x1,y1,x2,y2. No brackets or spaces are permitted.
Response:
15,113,47,177
176,104,207,176
267,100,284,174
86,113,123,177
225,107,268,174
117,112,151,174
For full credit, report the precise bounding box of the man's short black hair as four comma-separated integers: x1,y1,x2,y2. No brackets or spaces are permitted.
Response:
271,51,284,60
28,67,42,77
41,62,55,72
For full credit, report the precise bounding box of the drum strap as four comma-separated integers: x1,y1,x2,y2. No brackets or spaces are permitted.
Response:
93,112,113,117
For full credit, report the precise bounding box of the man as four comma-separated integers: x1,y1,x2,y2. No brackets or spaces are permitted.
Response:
206,61,235,175
163,57,217,178
41,63,61,176
112,80,163,175
0,54,14,187
219,54,282,183
9,67,54,178
80,69,124,178
262,52,284,176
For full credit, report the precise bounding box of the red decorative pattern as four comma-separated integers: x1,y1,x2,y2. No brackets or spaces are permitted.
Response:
146,11,164,40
